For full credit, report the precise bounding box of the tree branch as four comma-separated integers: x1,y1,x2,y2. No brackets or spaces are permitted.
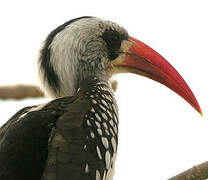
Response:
169,161,208,180
0,84,44,100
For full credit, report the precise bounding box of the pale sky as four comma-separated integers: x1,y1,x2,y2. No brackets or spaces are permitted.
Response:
0,0,208,179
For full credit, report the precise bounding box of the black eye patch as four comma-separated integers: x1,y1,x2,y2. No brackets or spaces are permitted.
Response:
101,29,123,60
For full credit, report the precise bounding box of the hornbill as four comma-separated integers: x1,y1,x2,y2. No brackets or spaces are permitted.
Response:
0,16,202,180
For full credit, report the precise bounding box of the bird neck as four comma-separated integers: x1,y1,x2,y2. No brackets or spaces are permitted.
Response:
78,75,119,129
77,56,109,85
78,75,112,93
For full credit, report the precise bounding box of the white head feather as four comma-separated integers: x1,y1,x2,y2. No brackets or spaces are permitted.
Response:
38,17,128,98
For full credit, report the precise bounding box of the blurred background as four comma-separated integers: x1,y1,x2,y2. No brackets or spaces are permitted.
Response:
0,0,207,179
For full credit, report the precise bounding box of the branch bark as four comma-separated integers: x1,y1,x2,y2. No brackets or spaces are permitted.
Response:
0,84,44,100
169,161,208,180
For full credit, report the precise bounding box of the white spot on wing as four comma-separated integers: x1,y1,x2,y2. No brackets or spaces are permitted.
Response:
111,137,117,152
99,104,106,111
18,112,28,120
106,153,116,180
103,122,108,129
96,170,101,180
90,131,95,138
92,100,97,104
102,171,106,180
113,126,118,134
29,103,46,112
107,110,113,118
91,108,95,112
85,163,89,173
97,129,103,136
105,129,110,136
95,113,101,122
112,104,118,115
109,120,114,127
105,151,111,169
102,113,108,120
96,146,102,160
102,137,109,149
101,100,108,107
113,114,118,123
95,121,101,128
87,120,91,126
109,128,115,136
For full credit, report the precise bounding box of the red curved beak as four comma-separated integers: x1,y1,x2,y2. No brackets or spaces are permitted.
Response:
113,36,202,115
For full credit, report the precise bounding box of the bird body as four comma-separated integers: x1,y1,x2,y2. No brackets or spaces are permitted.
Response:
42,77,118,180
0,16,201,180
0,77,117,180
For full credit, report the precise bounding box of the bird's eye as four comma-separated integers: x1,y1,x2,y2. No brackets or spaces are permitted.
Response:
101,29,122,60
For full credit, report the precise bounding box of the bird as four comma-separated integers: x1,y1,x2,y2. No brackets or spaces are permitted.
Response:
0,16,202,180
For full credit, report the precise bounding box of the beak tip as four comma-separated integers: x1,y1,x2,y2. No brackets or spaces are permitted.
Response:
199,108,203,117
124,37,202,117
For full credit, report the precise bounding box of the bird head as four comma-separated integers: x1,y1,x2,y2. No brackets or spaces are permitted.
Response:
38,16,202,115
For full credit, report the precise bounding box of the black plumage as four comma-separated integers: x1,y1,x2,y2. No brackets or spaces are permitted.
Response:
0,97,74,180
101,29,128,60
0,77,118,180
